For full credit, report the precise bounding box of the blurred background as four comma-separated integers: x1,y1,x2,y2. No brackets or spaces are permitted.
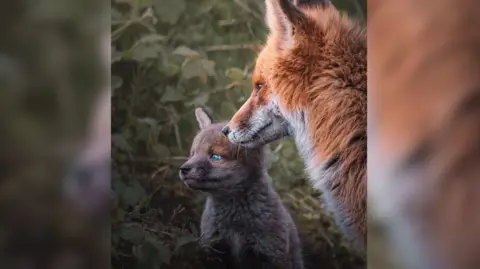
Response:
111,0,366,269
0,0,109,269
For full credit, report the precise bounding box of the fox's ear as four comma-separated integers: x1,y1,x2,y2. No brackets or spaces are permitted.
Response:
265,0,307,50
195,108,212,130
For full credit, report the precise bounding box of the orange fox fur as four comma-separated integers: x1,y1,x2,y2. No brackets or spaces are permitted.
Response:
224,0,366,248
369,0,480,268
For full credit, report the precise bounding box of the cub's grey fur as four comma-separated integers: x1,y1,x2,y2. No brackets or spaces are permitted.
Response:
179,108,304,269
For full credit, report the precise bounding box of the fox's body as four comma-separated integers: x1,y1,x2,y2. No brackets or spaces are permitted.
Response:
223,0,366,247
179,108,304,269
369,0,480,269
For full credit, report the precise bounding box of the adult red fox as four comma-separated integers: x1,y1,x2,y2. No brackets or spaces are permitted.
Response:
368,0,480,268
222,0,366,248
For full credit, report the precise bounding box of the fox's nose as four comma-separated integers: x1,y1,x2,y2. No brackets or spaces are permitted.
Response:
221,125,231,136
179,165,192,176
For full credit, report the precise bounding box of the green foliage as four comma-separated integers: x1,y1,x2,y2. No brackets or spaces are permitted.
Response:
111,0,366,268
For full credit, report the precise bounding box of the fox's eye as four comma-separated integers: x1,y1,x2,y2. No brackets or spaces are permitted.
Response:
255,83,264,92
210,154,222,161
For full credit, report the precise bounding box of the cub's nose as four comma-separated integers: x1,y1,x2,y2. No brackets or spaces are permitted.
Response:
179,165,192,176
221,125,231,136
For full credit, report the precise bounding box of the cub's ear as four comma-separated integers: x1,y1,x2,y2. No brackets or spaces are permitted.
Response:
265,0,307,50
195,107,213,130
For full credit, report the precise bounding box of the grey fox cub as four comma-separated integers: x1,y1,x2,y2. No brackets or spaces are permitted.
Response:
179,108,304,269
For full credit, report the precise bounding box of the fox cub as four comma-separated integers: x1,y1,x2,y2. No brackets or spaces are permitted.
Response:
179,108,304,269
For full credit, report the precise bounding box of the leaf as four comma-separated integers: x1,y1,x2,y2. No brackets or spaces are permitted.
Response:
131,44,162,62
112,175,126,193
160,86,185,102
148,238,172,264
112,48,123,63
175,234,198,251
181,60,204,80
135,34,166,45
137,117,158,128
112,75,123,90
122,180,146,207
112,134,133,152
160,63,180,77
201,60,216,76
152,143,170,159
119,223,144,243
172,46,200,58
136,238,172,269
185,92,209,107
225,67,244,81
112,8,125,21
154,0,186,24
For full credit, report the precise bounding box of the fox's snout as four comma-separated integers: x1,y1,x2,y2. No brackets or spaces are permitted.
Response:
221,125,231,136
179,162,197,178
179,164,192,177
179,158,209,180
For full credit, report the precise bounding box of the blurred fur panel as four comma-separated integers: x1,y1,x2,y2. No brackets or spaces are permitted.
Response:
368,0,480,268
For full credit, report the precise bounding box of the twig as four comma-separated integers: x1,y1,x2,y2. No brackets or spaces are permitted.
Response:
204,44,262,52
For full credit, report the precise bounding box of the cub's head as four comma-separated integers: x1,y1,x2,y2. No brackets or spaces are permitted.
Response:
179,108,264,192
223,0,365,148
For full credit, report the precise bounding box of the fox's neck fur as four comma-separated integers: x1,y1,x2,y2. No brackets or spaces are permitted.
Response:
275,9,367,247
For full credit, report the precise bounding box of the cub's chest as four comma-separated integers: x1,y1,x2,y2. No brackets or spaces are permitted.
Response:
212,222,252,256
226,231,245,259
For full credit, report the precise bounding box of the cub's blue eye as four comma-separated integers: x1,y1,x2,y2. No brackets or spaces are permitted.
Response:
210,154,222,160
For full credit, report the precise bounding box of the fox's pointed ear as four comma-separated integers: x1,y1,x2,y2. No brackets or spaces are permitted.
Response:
195,108,212,130
265,0,307,50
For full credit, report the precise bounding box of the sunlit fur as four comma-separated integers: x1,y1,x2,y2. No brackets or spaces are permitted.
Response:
225,0,366,248
180,109,304,269
368,0,480,268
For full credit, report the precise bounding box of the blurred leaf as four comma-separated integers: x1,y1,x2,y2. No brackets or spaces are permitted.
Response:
119,223,145,243
175,234,198,251
113,174,126,193
181,60,204,80
122,181,146,207
135,34,166,45
154,0,186,24
160,63,180,77
112,47,123,63
152,143,170,159
225,67,245,81
112,8,125,20
186,92,209,107
112,75,123,90
113,133,133,152
172,46,200,58
136,238,172,269
131,44,162,61
201,60,216,76
150,238,172,264
160,86,185,102
137,117,158,128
